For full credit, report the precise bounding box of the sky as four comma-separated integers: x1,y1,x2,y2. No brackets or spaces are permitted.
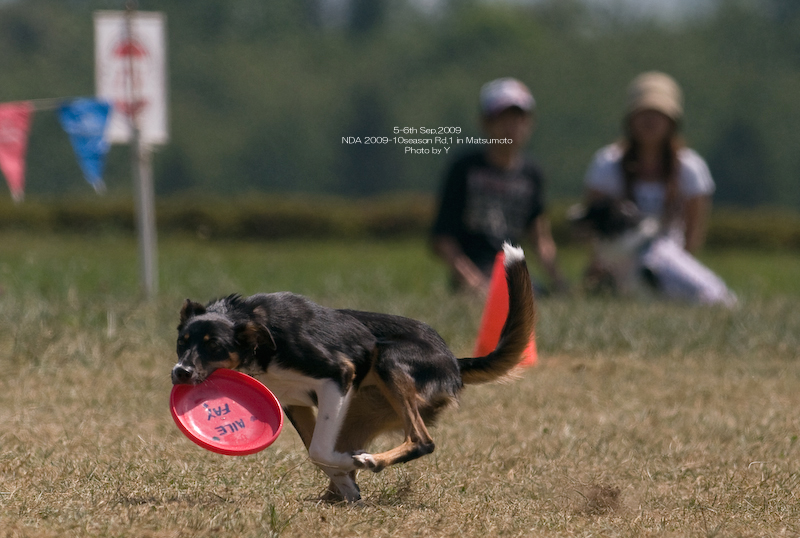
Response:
578,0,719,20
407,0,721,21
0,0,722,21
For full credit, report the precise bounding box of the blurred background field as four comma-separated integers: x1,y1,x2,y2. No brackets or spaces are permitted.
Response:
1,231,799,536
1,0,799,211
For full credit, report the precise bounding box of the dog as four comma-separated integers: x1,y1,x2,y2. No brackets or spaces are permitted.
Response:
171,242,536,502
569,198,736,306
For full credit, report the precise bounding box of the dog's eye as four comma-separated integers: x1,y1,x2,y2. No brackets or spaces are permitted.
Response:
177,333,190,348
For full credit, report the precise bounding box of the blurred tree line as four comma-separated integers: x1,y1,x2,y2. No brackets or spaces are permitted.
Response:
0,0,798,210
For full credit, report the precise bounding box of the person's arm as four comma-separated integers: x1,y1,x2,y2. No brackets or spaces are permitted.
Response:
683,194,711,254
431,156,491,292
431,235,489,293
528,215,569,293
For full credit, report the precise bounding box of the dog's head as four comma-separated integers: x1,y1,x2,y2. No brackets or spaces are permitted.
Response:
171,298,276,385
568,198,642,239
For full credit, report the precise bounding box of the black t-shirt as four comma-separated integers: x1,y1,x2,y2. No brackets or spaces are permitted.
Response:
432,151,546,275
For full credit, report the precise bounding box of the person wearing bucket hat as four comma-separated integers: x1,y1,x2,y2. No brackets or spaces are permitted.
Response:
431,77,568,295
584,71,714,253
579,71,726,299
625,71,684,124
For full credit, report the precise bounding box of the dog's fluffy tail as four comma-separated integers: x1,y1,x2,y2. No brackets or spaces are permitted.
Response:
458,242,537,385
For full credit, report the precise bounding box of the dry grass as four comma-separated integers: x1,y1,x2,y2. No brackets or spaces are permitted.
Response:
1,232,799,537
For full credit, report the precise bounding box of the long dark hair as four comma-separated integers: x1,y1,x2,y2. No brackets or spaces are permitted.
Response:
620,122,684,225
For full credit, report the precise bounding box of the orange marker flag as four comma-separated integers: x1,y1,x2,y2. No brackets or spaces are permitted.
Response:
473,250,537,367
0,101,34,203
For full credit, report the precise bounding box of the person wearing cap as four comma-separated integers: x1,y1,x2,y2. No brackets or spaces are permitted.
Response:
584,71,715,253
431,77,568,294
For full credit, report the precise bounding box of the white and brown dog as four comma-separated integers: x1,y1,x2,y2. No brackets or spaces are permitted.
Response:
171,243,536,502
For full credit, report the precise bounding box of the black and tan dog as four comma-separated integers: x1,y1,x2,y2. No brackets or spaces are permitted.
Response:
171,242,535,502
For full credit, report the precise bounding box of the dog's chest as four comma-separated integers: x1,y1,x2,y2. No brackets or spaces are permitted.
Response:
252,365,327,408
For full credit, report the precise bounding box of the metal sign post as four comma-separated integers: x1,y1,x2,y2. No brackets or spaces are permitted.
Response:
95,5,167,299
123,6,157,298
131,137,158,297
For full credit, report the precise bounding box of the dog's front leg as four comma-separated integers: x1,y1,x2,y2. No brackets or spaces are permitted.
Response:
308,380,355,469
306,380,362,502
285,404,360,502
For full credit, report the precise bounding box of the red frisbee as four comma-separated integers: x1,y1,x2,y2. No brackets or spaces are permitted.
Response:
170,369,283,456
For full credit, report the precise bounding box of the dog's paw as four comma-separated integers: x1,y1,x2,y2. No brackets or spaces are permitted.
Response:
352,451,382,472
352,451,375,467
353,451,378,469
322,475,362,503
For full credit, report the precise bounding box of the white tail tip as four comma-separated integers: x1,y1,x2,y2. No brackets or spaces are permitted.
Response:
502,242,525,266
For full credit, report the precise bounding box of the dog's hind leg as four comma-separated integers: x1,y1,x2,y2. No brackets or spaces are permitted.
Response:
336,387,403,453
352,372,435,473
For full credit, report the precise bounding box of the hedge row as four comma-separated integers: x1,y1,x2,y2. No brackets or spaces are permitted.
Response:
0,194,436,240
1,195,798,250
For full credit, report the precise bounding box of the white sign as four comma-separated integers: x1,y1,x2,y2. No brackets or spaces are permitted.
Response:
94,11,168,145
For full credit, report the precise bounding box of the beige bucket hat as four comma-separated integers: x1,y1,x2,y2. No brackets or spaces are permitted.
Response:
626,71,683,122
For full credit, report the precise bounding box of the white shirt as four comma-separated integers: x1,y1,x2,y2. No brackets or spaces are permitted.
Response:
585,144,714,214
584,143,715,243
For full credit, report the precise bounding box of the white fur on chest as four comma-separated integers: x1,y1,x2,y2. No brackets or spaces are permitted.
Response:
253,364,328,407
594,218,659,296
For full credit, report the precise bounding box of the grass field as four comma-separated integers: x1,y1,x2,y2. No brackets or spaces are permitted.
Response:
1,231,799,537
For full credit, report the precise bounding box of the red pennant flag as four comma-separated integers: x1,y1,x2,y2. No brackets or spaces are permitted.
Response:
0,101,34,203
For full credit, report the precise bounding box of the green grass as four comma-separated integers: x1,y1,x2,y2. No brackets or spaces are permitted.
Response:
1,231,799,537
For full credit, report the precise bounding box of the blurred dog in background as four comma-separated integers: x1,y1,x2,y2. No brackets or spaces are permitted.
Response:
569,198,736,306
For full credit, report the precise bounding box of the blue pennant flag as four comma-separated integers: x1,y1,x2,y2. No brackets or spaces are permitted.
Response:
58,98,111,193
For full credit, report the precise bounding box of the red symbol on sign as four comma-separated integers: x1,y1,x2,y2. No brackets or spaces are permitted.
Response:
112,38,150,121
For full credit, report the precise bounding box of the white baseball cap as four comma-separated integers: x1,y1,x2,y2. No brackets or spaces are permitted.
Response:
479,78,535,117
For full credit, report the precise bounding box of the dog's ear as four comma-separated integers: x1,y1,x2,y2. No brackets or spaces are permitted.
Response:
235,321,277,352
566,203,589,223
178,299,206,330
619,200,641,220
